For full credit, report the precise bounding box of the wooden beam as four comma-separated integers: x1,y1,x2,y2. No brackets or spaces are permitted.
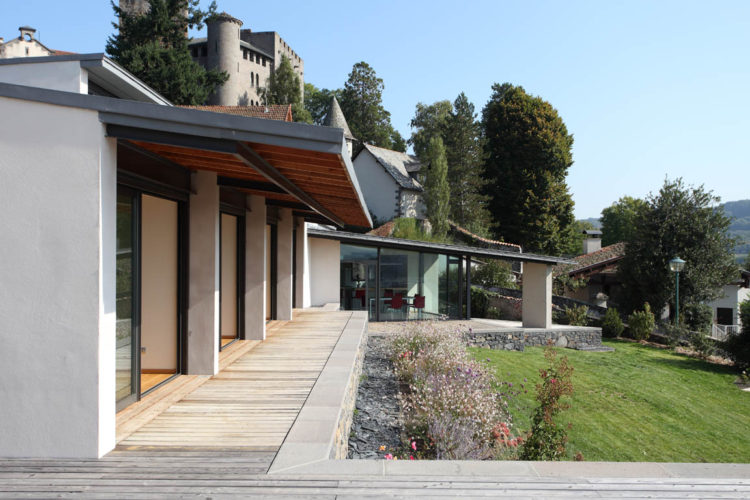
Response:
217,176,286,194
235,143,345,228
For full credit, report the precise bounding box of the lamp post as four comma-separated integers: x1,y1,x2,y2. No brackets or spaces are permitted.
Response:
669,257,686,325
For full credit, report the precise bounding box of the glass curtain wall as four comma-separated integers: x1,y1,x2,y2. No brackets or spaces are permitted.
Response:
338,244,465,321
340,244,378,320
116,191,138,409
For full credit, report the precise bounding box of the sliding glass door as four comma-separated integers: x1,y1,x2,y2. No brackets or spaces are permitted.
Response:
220,212,243,349
116,190,138,411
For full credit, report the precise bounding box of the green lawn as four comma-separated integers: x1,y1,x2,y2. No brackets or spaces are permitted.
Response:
472,340,750,462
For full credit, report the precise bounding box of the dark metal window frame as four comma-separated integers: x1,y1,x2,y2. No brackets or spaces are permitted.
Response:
219,205,246,351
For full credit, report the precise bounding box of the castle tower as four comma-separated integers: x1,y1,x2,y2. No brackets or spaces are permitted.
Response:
206,13,243,105
119,0,150,17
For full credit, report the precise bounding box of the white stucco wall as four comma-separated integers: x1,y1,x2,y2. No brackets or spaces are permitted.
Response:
707,284,750,326
307,237,340,307
276,208,294,320
0,60,87,94
0,96,116,457
352,151,399,223
522,262,553,328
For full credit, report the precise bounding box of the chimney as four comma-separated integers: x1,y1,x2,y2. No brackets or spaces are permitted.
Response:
19,26,36,41
582,229,602,254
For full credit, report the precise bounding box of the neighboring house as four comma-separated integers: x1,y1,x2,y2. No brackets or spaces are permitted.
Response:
353,144,425,223
324,96,355,158
183,104,293,121
0,57,368,458
554,239,627,307
706,269,750,331
0,26,72,59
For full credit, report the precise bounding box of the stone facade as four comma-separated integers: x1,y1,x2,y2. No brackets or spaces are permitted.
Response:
466,327,604,352
332,321,368,459
0,27,55,59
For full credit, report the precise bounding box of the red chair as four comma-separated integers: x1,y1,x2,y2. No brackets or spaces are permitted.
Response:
354,289,366,309
411,294,425,320
389,293,404,319
383,289,394,307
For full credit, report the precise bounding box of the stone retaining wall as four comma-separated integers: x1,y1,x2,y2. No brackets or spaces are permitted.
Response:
466,327,603,351
332,318,368,459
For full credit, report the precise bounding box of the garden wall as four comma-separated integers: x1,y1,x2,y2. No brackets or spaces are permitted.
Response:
466,326,603,352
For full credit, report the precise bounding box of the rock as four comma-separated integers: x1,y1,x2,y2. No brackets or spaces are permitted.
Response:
555,335,568,348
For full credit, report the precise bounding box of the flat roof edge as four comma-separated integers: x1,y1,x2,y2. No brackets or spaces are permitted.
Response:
308,229,573,265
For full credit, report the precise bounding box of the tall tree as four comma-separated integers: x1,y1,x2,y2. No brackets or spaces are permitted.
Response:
561,220,597,256
106,0,227,105
304,83,341,125
262,54,311,123
409,100,452,162
617,178,738,315
444,93,491,234
600,196,648,246
482,83,576,254
423,137,450,238
339,61,404,151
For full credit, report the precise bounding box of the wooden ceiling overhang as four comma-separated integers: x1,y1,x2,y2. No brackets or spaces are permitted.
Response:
105,123,371,228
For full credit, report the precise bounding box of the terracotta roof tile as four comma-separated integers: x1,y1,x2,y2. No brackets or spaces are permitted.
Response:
554,242,626,277
183,104,293,122
448,221,521,250
367,220,396,237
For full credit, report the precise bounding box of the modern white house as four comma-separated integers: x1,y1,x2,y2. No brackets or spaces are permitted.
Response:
0,54,567,460
706,270,750,334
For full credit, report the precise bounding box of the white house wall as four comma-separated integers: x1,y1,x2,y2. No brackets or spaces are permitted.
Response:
707,284,750,326
400,189,425,219
352,151,399,223
0,97,116,457
308,237,340,307
0,60,87,93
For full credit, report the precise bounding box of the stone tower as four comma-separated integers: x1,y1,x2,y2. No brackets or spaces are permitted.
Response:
206,13,243,105
119,0,151,17
324,96,355,158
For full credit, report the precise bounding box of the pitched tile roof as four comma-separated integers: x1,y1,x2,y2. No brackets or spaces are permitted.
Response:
554,242,626,277
358,144,423,191
367,220,396,237
448,221,522,250
182,104,293,122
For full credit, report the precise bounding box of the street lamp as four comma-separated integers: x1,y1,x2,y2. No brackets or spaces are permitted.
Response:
669,257,686,325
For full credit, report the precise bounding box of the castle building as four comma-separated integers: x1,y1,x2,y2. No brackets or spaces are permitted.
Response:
119,1,304,106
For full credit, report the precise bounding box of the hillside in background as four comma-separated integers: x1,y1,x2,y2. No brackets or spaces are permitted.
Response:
578,199,749,263
722,199,750,262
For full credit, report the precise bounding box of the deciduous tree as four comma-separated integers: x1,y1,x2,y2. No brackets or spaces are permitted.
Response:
482,83,576,254
304,83,341,125
617,178,738,315
262,55,311,123
600,196,648,246
106,0,227,105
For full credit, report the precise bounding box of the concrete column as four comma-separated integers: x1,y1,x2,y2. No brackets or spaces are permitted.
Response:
522,262,553,328
244,195,266,340
187,171,220,375
276,208,294,320
294,217,307,309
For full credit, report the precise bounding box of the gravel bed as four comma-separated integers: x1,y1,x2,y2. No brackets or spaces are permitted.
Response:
347,334,402,459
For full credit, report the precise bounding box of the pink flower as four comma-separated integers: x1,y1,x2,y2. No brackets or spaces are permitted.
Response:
384,453,393,460
411,441,417,451
409,455,415,460
550,378,556,384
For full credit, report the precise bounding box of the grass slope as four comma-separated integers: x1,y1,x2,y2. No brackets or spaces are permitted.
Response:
472,340,750,462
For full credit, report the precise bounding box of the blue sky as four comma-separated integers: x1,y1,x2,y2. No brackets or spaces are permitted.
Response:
3,0,748,218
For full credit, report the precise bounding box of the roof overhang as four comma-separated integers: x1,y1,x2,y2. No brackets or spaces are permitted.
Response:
0,53,171,105
0,82,372,227
308,229,573,265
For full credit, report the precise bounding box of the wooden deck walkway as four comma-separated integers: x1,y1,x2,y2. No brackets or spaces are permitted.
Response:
115,310,352,464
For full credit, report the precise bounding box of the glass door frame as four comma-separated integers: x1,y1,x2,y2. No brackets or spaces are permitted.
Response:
219,205,245,351
116,175,189,407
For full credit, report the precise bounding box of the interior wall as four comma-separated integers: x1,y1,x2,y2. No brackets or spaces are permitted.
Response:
220,213,238,338
423,253,440,313
308,237,341,306
140,194,178,371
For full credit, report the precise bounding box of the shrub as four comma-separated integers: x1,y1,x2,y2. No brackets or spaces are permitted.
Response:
683,303,713,333
471,286,491,318
628,303,655,341
473,260,516,289
486,306,503,320
564,305,589,326
389,322,520,460
689,330,715,359
663,323,690,347
520,347,574,461
601,308,624,338
722,300,750,371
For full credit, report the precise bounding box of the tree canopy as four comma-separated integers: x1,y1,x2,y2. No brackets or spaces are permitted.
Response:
481,83,576,254
423,136,450,238
106,0,227,105
304,83,341,125
262,54,311,123
600,196,648,246
339,61,405,151
617,178,738,315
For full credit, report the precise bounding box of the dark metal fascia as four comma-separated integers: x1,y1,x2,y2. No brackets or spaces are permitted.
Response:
217,176,286,194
